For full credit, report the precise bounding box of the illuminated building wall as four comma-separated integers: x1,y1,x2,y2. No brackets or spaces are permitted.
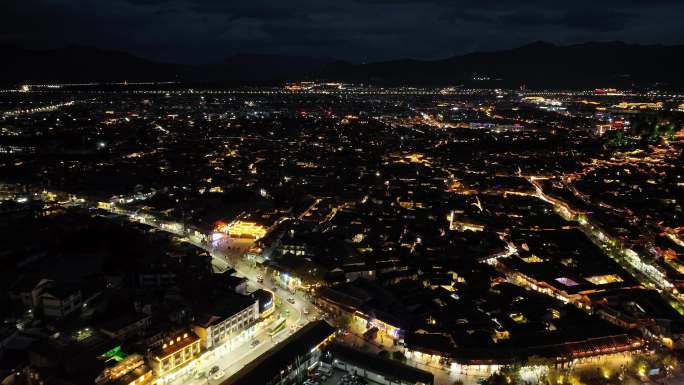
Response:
147,331,201,376
215,220,268,240
192,301,259,349
614,102,663,110
353,311,402,340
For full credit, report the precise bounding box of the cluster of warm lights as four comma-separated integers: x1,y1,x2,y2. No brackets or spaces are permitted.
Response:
128,374,148,385
216,220,267,239
162,333,189,349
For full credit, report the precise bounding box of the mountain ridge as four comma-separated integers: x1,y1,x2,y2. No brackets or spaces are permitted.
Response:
1,41,683,89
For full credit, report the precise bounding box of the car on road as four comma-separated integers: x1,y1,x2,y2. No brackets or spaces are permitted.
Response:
209,366,220,376
303,308,309,315
287,297,295,304
250,339,260,348
363,326,379,341
211,369,225,380
256,275,263,283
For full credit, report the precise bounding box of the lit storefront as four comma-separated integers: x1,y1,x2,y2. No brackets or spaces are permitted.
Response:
148,331,201,376
353,311,402,340
215,220,267,240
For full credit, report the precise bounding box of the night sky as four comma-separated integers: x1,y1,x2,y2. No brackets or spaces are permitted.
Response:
2,0,683,63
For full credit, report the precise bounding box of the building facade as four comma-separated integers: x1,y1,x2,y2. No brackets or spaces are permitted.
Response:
147,330,201,376
192,299,259,349
40,287,83,318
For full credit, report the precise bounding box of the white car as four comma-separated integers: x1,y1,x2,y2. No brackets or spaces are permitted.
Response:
211,369,225,380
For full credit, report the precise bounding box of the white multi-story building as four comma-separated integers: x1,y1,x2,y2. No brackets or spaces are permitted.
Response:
192,296,259,349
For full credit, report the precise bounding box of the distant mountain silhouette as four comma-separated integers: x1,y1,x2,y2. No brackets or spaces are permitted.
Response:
1,42,683,89
0,45,180,84
335,41,684,89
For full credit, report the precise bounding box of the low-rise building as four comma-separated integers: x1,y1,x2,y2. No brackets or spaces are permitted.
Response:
192,295,258,349
137,271,176,289
9,277,52,309
330,343,434,385
99,312,152,340
147,330,200,376
107,364,153,385
40,284,83,319
250,289,275,320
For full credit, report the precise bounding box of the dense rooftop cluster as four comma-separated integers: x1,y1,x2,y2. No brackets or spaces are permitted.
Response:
1,84,683,385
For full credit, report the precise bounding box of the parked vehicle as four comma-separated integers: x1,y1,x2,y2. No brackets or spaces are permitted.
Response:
363,326,379,340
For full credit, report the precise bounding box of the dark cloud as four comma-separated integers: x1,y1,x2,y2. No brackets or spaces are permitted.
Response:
0,0,682,63
557,10,635,32
493,9,635,32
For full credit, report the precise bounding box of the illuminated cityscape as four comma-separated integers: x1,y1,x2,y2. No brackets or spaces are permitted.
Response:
0,81,681,385
2,2,684,385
